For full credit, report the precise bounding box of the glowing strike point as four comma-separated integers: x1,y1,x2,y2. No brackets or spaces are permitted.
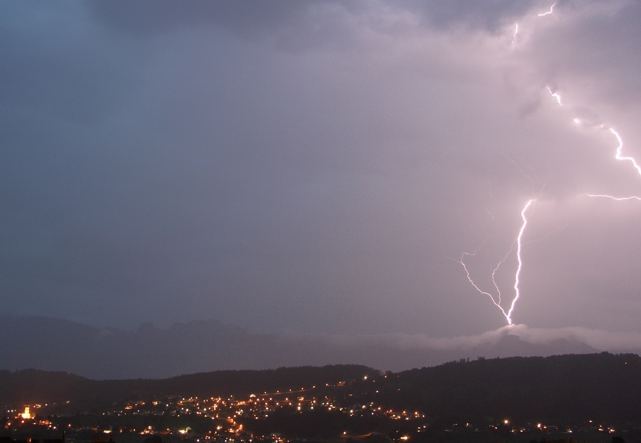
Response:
506,199,535,325
537,2,556,17
459,200,535,326
573,117,582,126
546,86,562,106
585,194,641,202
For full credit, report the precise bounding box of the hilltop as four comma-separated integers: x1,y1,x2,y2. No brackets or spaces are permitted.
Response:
3,353,641,424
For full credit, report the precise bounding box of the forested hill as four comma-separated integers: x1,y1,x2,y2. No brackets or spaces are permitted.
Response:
0,365,376,408
358,353,641,423
3,354,641,423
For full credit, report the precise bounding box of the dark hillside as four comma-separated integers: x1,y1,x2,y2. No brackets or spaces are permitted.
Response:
347,353,641,424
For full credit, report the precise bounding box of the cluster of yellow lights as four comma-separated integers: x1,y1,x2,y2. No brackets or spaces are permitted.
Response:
20,406,33,420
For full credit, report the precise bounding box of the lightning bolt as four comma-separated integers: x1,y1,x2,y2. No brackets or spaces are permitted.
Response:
506,199,535,325
546,86,562,106
491,244,514,306
460,3,555,326
462,2,640,327
609,128,641,178
584,194,641,202
511,22,520,49
543,85,641,195
511,2,555,50
459,200,535,325
536,4,640,190
459,251,511,324
544,90,641,199
537,2,556,18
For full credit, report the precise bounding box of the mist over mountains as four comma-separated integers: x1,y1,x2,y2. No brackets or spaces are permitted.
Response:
6,316,639,379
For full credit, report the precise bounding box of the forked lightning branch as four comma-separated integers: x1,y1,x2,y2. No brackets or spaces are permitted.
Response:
460,2,641,326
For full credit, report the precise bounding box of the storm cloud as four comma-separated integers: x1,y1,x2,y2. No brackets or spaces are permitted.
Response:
2,0,641,347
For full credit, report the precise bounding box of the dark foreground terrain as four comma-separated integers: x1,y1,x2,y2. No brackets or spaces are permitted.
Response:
2,353,641,442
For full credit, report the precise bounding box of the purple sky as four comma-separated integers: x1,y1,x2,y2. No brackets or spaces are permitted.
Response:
3,0,641,338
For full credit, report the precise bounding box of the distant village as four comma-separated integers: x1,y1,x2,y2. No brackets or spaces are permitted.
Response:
1,373,632,443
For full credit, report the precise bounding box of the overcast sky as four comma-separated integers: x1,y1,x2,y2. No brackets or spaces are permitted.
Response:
3,0,641,337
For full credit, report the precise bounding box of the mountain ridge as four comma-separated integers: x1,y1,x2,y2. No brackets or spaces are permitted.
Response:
3,353,641,424
0,315,632,378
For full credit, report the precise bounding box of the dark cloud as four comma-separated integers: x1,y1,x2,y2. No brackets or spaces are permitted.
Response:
87,0,542,40
2,0,641,349
399,0,538,31
0,2,143,124
527,0,641,106
88,0,358,38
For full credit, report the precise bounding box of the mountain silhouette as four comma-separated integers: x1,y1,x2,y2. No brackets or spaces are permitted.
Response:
3,354,641,425
0,316,623,378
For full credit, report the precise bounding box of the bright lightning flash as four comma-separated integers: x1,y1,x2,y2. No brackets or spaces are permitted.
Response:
609,128,641,178
459,200,535,325
585,129,641,201
463,3,639,328
537,3,556,18
546,86,562,106
511,23,520,49
585,194,641,202
506,199,535,324
544,89,641,199
459,252,511,325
